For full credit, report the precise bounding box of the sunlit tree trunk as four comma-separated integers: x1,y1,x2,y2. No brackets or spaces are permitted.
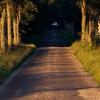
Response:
7,3,12,48
88,18,92,46
13,5,21,46
0,9,6,52
88,16,94,46
13,19,17,46
16,9,21,45
81,0,86,42
16,16,20,45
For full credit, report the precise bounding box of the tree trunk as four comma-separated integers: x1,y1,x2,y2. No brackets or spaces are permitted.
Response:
0,9,6,52
16,10,21,45
81,0,86,42
88,19,92,45
7,3,12,48
13,19,17,46
88,17,94,46
16,17,20,45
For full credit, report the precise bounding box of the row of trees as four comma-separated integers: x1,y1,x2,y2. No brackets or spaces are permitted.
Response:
51,0,100,46
55,0,100,46
78,0,100,46
0,0,37,52
1,0,99,50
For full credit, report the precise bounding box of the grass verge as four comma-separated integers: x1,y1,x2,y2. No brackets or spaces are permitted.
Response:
0,46,35,84
71,41,100,85
61,30,100,85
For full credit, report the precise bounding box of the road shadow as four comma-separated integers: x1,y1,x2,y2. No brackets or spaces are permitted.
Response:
0,44,98,100
0,72,95,100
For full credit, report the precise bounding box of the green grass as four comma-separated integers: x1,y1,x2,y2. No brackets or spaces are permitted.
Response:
0,46,35,84
71,41,100,85
61,30,100,85
0,31,43,84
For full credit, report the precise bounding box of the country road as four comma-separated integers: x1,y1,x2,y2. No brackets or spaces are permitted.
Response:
0,29,100,100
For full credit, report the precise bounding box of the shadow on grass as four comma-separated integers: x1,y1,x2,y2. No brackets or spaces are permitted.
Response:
0,46,36,84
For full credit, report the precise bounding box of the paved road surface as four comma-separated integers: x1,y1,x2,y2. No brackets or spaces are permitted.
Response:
0,29,100,100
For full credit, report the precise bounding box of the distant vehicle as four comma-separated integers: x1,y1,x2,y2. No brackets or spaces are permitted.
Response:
51,22,59,29
52,22,59,26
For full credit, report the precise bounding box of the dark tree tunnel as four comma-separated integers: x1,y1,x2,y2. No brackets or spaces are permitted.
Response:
21,0,81,45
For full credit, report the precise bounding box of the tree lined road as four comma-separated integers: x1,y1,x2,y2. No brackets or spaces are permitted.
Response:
0,29,100,100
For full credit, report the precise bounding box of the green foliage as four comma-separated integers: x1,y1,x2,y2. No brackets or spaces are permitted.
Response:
71,41,100,85
12,0,38,23
0,0,6,13
21,0,38,23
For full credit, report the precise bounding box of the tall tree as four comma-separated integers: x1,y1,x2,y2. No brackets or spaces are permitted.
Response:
88,0,100,45
12,0,38,46
81,0,86,41
7,0,12,48
0,0,6,51
12,2,21,46
0,9,6,51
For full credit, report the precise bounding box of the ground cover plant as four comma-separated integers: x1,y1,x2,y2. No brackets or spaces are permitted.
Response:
0,46,35,84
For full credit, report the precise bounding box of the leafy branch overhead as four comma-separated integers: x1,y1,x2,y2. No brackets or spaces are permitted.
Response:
0,0,38,51
21,0,38,22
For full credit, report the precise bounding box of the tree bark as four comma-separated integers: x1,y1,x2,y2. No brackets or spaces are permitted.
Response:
81,0,86,42
0,9,6,52
16,10,21,45
16,17,20,45
13,19,17,46
7,3,12,48
88,17,94,46
88,19,92,45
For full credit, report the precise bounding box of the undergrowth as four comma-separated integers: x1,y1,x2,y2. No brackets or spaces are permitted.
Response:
0,46,35,84
62,30,100,85
71,41,100,85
